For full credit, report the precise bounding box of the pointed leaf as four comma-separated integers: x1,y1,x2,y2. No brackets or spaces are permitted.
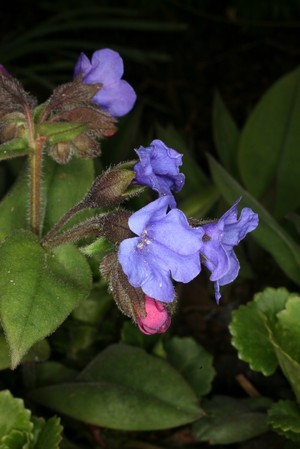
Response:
0,334,50,371
192,396,271,445
165,337,216,398
208,154,300,285
239,67,300,217
0,231,92,368
213,90,239,174
30,344,203,430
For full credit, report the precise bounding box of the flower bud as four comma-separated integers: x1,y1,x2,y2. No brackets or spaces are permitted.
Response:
102,210,133,245
49,141,73,164
83,168,135,208
137,295,171,335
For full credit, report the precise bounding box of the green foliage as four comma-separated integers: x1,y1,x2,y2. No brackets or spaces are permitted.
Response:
268,400,300,442
192,396,271,444
238,67,300,218
42,156,94,233
0,139,32,161
0,390,62,449
230,288,300,440
0,231,92,368
165,337,216,399
30,344,203,430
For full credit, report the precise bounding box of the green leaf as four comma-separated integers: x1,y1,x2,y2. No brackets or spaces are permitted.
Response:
0,334,50,371
37,122,87,144
192,396,271,445
32,417,63,449
0,139,31,161
268,400,300,442
0,231,92,368
42,156,94,233
229,288,290,375
238,67,300,217
208,154,300,285
0,390,32,437
0,165,28,242
274,296,300,364
213,90,239,174
30,344,203,430
165,337,216,398
0,429,31,449
33,362,78,388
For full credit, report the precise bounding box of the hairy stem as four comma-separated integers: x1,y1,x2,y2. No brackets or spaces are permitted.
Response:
25,104,43,236
42,201,85,243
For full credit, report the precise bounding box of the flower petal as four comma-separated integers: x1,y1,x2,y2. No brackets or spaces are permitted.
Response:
92,79,136,117
128,197,169,236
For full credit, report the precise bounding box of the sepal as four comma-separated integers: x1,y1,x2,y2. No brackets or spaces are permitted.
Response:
100,252,145,320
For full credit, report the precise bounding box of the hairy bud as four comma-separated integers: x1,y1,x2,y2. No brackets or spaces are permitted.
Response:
100,252,146,320
83,167,135,208
102,210,133,245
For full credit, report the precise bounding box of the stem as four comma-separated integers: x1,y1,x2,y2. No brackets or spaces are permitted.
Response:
42,201,85,243
24,103,43,236
42,218,102,249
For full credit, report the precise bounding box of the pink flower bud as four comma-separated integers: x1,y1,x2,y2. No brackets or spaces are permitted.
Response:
137,295,171,335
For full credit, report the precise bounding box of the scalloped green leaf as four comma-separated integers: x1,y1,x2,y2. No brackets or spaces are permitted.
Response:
42,156,94,234
230,301,277,375
0,231,92,368
274,296,300,363
268,400,300,442
32,416,63,449
229,288,291,375
192,396,271,445
213,90,239,174
208,155,300,285
30,344,203,431
0,390,32,437
0,429,31,449
238,66,300,217
165,337,216,398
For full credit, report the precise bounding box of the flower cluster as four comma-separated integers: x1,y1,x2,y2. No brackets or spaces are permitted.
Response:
116,139,258,332
0,47,257,337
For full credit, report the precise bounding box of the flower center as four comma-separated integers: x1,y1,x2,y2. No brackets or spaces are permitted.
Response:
137,229,151,249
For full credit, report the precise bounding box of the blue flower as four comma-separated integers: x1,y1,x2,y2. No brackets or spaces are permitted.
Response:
74,48,136,117
118,197,204,302
200,199,259,303
133,140,185,208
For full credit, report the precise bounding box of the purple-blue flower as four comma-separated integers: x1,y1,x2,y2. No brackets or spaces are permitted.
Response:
74,48,136,117
118,196,204,302
133,140,185,208
200,199,258,303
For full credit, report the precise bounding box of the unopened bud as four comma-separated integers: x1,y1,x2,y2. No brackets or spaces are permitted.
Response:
83,168,135,208
49,141,73,164
100,252,146,320
72,132,101,159
137,295,171,335
102,210,132,245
